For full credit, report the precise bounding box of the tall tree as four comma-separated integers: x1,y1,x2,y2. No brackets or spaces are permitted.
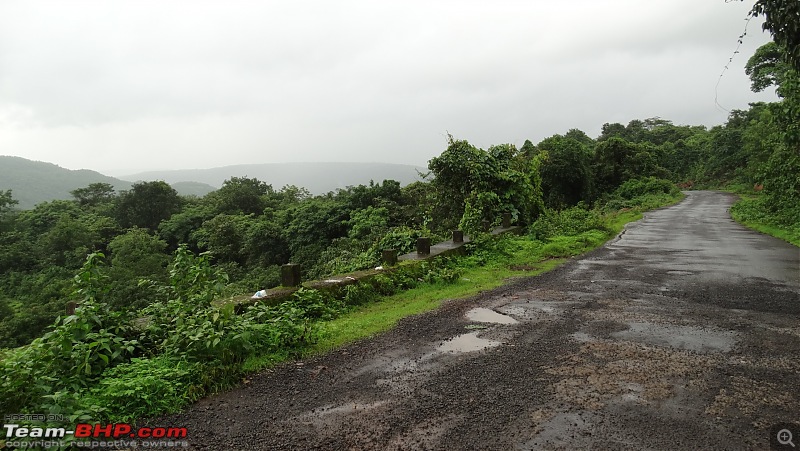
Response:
210,176,274,216
70,183,116,208
116,181,181,230
0,190,18,233
536,135,593,208
428,136,543,233
750,0,800,72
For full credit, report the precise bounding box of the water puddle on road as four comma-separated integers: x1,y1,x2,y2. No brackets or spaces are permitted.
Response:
666,270,694,276
438,308,518,353
611,322,736,353
465,307,519,324
438,331,502,353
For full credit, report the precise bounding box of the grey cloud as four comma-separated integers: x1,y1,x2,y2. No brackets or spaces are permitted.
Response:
0,0,778,174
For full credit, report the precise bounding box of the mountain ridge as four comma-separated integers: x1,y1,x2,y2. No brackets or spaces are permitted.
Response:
1,157,425,209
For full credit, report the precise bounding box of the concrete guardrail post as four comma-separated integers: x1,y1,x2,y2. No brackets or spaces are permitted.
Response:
416,237,431,255
481,219,492,232
452,230,464,243
502,212,512,228
281,263,302,287
382,249,398,266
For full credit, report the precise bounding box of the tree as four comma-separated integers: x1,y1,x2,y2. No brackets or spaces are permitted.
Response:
193,214,252,266
597,123,627,141
107,228,170,309
593,137,640,193
746,42,792,94
750,0,800,72
348,206,389,240
210,176,274,216
116,181,181,230
70,183,116,208
38,214,97,267
0,190,18,233
157,202,215,251
242,216,290,268
428,136,543,234
564,129,594,146
536,135,593,207
520,139,536,159
0,190,18,215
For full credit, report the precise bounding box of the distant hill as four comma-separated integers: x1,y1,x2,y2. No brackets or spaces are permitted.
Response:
0,156,219,209
121,162,426,194
0,156,132,210
169,181,217,197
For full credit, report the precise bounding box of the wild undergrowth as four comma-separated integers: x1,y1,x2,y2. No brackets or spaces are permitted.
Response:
730,194,800,246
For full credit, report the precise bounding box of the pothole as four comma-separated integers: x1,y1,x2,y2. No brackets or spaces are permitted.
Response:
499,305,527,317
611,322,737,353
666,270,694,276
292,400,391,429
522,300,564,314
571,332,596,343
465,307,518,324
520,411,597,450
438,331,502,353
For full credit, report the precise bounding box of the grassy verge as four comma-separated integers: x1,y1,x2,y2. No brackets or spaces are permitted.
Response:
308,257,567,355
730,195,800,246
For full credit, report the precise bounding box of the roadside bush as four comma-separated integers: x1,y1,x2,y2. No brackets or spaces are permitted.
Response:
0,253,139,416
83,356,199,422
530,206,608,240
601,177,681,212
375,226,431,257
290,287,344,320
613,177,678,199
343,283,378,306
731,195,800,245
370,274,398,296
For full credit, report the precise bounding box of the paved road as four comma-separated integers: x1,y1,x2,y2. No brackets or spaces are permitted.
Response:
167,191,800,450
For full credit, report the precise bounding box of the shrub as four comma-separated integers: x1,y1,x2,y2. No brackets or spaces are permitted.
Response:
613,177,678,200
83,357,199,422
530,206,608,240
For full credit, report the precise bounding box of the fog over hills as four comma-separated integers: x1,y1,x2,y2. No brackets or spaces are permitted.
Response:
1,157,425,209
121,162,425,193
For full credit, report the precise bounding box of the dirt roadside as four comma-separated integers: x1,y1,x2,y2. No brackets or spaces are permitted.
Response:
159,191,800,450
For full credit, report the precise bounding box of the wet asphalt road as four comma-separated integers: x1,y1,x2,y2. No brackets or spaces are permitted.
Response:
165,191,800,450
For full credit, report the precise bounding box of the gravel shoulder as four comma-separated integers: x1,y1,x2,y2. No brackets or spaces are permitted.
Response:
161,191,800,450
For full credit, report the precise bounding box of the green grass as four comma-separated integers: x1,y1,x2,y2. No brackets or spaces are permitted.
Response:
730,195,800,247
308,257,567,355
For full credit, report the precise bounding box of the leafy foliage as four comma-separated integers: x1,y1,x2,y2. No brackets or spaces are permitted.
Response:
428,136,544,235
116,181,182,230
750,0,800,72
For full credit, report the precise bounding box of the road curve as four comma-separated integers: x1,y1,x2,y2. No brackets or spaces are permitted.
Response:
164,191,800,450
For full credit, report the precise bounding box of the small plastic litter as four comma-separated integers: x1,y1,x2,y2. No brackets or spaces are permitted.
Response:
251,289,267,299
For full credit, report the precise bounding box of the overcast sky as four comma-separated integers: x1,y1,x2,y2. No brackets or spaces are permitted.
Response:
0,0,777,176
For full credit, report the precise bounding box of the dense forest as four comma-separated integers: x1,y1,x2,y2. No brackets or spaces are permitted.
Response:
0,11,798,424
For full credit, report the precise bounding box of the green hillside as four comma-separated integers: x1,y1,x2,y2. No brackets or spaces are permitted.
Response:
0,156,132,209
0,157,218,208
